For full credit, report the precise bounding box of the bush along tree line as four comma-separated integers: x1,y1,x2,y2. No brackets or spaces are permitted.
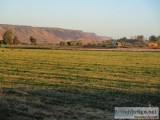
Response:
60,35,160,48
0,30,37,45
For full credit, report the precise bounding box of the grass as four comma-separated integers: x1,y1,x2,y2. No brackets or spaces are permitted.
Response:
0,48,160,120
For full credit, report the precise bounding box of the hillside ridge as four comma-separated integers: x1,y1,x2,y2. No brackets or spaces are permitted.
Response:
0,24,110,44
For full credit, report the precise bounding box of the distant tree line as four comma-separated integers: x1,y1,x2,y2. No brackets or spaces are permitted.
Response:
60,35,160,48
60,40,117,48
0,30,37,45
117,35,160,48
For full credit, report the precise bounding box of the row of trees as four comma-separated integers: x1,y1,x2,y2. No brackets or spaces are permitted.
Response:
60,41,84,46
0,30,37,45
118,35,160,43
60,40,117,48
117,35,160,48
60,35,160,48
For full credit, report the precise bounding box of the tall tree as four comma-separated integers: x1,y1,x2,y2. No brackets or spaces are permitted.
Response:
3,30,14,44
13,36,20,45
30,36,37,45
149,35,157,42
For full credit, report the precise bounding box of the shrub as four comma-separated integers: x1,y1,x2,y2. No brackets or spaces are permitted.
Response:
67,41,77,46
3,30,14,44
30,36,37,45
13,36,20,45
60,41,67,46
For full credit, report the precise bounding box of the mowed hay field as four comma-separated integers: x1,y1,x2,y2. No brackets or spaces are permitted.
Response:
0,48,160,120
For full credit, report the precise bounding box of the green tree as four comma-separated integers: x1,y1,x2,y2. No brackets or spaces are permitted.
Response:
67,41,77,46
13,36,20,45
149,35,157,42
30,36,37,45
118,37,127,42
0,40,4,44
3,30,14,44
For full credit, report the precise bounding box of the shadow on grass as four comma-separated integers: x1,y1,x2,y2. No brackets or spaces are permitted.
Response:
0,87,160,120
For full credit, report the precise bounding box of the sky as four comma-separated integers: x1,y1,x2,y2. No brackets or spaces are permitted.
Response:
0,0,160,39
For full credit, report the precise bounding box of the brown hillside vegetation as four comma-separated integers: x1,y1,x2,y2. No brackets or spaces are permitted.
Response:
0,24,110,44
147,42,159,49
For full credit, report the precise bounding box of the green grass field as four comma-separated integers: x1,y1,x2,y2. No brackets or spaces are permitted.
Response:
0,48,160,120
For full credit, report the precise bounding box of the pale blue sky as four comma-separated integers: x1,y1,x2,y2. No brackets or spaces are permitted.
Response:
0,0,160,38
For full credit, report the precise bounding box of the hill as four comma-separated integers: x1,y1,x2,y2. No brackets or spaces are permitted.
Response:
0,24,110,44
